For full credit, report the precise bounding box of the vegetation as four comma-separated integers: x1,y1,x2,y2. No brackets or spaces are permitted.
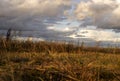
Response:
0,38,120,81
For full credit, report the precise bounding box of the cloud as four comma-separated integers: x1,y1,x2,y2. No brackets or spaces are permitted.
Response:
82,29,120,42
0,0,71,30
75,0,120,29
0,0,119,44
0,0,71,17
67,28,120,42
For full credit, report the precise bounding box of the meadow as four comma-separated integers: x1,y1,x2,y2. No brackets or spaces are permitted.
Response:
0,38,120,81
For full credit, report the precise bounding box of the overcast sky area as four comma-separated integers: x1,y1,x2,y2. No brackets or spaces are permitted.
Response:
0,0,120,46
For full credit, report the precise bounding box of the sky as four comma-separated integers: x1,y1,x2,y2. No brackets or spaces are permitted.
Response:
0,0,120,46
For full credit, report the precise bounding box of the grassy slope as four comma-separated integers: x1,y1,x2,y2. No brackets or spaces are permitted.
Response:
0,39,120,81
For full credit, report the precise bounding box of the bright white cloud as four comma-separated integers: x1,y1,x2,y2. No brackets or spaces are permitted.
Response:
75,0,120,29
82,29,120,42
68,28,120,42
47,26,73,32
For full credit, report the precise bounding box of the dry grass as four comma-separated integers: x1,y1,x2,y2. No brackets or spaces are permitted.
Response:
0,38,120,81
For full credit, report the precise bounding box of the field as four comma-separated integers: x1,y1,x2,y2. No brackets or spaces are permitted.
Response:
0,38,120,81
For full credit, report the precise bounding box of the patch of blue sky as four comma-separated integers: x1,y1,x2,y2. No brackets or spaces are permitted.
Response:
47,19,81,32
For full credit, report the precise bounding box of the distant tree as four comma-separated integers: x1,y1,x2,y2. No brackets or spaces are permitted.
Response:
6,28,12,41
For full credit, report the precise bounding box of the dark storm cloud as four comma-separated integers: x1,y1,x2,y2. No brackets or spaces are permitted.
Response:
0,0,74,40
0,0,71,31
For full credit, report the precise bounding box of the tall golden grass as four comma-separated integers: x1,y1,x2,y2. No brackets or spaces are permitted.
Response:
0,37,120,81
0,38,120,54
